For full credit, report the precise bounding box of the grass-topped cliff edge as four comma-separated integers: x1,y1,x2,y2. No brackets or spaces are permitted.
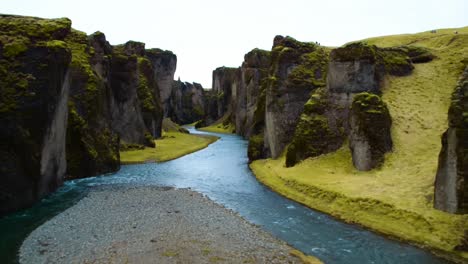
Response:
251,27,468,262
120,119,219,164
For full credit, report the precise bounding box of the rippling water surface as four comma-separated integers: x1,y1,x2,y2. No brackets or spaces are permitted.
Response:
0,128,449,263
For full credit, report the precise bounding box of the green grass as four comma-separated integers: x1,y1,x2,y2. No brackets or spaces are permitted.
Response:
251,26,468,262
197,122,235,134
120,132,218,164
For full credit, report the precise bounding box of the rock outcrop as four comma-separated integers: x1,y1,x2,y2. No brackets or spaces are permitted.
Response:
146,49,177,116
236,49,271,138
265,36,328,158
169,80,205,125
211,67,241,121
65,30,120,179
434,66,468,214
349,93,392,170
109,41,165,147
0,15,72,215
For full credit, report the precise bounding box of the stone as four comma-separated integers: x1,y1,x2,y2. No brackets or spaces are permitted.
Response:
169,80,205,125
348,93,392,171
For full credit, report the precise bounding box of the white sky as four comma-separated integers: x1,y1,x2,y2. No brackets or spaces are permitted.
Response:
2,0,467,88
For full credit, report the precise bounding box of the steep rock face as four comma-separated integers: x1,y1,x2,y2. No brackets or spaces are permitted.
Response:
110,41,162,147
264,36,327,158
211,67,241,121
435,66,468,214
285,88,343,167
65,30,120,179
137,54,164,139
169,80,205,125
0,15,72,214
236,49,270,138
285,42,421,167
327,43,413,132
146,49,177,116
349,93,392,171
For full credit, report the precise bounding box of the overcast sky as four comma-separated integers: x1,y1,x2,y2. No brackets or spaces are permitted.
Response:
2,0,467,88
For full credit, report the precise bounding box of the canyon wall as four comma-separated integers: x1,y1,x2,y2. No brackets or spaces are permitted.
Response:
0,15,175,214
0,15,72,214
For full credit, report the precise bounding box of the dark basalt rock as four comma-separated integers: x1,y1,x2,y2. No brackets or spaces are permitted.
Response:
348,93,392,171
265,36,328,158
211,66,241,121
65,30,120,179
236,49,271,138
0,15,72,215
434,66,468,214
146,49,177,116
285,89,343,167
169,80,205,125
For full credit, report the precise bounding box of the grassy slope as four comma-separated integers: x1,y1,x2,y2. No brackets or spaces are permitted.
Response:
198,123,235,134
251,27,468,261
198,112,236,134
121,132,218,164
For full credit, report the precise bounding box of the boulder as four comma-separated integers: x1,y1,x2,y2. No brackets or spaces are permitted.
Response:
348,93,392,171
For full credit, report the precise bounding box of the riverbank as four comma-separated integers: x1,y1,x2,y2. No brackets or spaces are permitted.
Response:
198,123,235,134
20,186,321,263
250,27,468,263
120,131,219,164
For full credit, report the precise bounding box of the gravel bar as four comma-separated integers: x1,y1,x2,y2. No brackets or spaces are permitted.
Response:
20,185,309,263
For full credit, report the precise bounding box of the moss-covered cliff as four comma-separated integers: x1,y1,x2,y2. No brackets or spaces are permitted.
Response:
0,15,72,214
0,15,176,214
64,30,120,179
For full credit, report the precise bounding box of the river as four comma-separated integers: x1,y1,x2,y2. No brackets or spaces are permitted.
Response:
0,128,448,263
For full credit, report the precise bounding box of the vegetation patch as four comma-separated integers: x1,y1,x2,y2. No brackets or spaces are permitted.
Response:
120,131,218,164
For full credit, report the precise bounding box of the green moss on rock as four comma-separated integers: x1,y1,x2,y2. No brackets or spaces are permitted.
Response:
248,134,265,162
349,92,393,171
285,89,343,167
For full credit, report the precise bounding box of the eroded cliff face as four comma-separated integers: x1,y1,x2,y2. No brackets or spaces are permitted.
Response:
435,66,468,214
211,67,241,121
109,41,166,147
169,80,205,125
265,36,327,158
236,49,271,138
65,30,120,179
146,49,177,116
349,93,392,171
0,15,176,214
0,15,72,214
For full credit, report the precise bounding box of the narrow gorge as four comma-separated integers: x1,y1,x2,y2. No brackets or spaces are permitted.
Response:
1,13,467,264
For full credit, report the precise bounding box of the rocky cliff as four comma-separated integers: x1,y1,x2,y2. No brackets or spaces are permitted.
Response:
285,43,425,168
0,15,72,214
65,30,120,179
434,66,468,214
211,67,241,121
236,49,271,138
207,37,432,171
168,80,205,125
265,36,329,159
146,49,177,116
0,15,175,214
